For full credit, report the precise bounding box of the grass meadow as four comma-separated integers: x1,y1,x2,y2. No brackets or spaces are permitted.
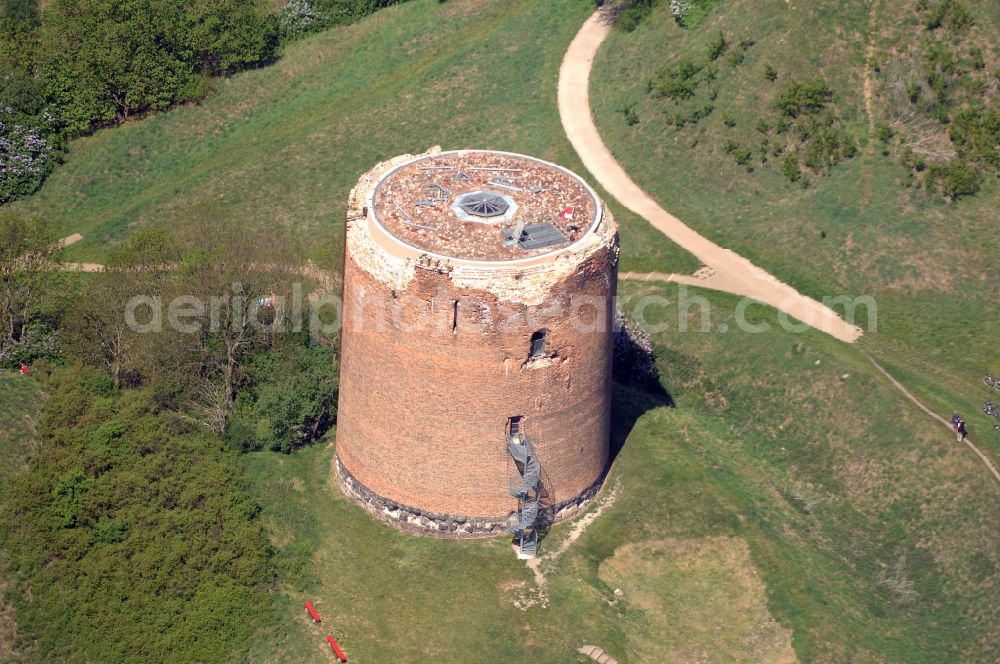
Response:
589,0,1000,457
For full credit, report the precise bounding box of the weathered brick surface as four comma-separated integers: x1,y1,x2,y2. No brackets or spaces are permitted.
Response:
335,151,619,532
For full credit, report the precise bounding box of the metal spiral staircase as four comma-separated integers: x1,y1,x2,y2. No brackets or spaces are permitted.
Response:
506,433,541,559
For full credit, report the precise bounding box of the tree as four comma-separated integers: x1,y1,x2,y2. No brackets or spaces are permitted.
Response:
933,158,982,200
64,228,178,388
160,214,299,431
0,210,60,351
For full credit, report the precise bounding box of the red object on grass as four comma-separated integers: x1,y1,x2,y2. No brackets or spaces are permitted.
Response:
304,601,322,622
326,635,347,662
19,364,29,376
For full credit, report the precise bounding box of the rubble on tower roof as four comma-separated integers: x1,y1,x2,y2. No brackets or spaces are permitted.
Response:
371,151,599,261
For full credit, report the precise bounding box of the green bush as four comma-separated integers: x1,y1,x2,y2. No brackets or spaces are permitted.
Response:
669,103,714,128
228,343,338,454
649,58,703,101
924,1,948,29
618,101,640,126
0,0,38,33
707,31,727,61
776,78,834,117
802,127,855,172
927,158,982,199
1,365,274,661
782,152,801,182
949,107,1000,171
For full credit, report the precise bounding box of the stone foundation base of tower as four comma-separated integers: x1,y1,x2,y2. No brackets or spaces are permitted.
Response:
335,455,607,539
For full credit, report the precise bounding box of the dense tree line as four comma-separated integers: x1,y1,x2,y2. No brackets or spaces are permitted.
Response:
0,0,275,135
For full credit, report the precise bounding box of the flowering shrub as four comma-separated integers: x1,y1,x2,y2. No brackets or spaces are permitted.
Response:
670,0,720,28
0,323,60,366
0,115,55,203
279,0,325,41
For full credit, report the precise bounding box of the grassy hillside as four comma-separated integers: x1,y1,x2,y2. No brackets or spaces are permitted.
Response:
7,0,698,275
590,0,1000,456
3,0,998,661
241,282,1000,662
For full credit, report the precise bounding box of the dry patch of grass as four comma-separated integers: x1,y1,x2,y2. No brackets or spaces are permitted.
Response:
598,537,795,664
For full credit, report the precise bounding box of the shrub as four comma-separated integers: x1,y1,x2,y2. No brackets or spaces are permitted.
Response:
1,366,275,662
618,101,640,126
728,143,752,167
0,323,60,366
650,58,703,101
968,46,984,70
782,152,801,182
924,1,948,29
0,0,38,34
765,64,778,82
928,158,982,199
945,1,974,31
798,127,856,173
0,117,56,203
279,0,326,42
875,123,894,143
776,78,834,117
669,103,714,128
949,107,1000,171
670,0,722,29
601,0,658,32
707,31,727,61
924,0,974,32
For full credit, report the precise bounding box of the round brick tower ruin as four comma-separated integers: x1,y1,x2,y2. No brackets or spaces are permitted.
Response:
335,148,619,548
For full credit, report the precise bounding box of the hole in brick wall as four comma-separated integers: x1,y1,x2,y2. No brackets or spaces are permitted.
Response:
529,329,548,358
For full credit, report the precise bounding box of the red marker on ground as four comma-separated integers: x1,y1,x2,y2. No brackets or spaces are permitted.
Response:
304,601,322,622
326,635,347,662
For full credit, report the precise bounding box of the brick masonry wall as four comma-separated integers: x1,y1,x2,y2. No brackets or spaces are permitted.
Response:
335,157,619,532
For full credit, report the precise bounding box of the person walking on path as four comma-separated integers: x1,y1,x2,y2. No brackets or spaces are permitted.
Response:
957,418,968,442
